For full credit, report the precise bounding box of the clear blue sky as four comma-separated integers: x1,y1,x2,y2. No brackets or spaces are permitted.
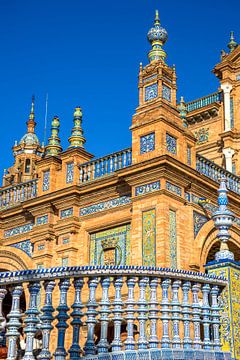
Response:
0,0,240,178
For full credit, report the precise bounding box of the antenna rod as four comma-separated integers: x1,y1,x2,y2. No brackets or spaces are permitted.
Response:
43,93,48,146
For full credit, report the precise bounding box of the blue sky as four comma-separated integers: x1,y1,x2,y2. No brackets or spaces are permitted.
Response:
0,0,240,178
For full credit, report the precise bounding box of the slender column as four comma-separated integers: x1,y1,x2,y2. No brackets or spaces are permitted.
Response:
171,280,181,348
223,148,235,173
53,279,70,360
97,277,111,353
221,83,233,131
38,280,56,360
137,277,149,349
23,282,41,360
125,277,136,351
111,277,123,352
202,283,212,350
148,278,159,349
160,278,171,348
0,287,7,344
182,281,192,349
84,277,99,356
192,283,202,349
6,285,23,360
211,286,221,350
69,278,84,359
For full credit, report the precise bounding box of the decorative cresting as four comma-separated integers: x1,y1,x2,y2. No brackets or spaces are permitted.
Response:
45,116,62,157
147,10,168,62
79,147,132,183
68,107,86,148
0,179,38,210
212,176,235,261
0,266,230,360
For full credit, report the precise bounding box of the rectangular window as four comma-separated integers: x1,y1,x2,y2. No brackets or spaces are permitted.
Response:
187,145,191,165
37,263,43,269
166,133,177,155
66,162,74,183
140,132,155,154
42,170,50,191
169,210,177,269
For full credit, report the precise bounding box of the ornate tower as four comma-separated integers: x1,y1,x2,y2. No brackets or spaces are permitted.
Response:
131,11,195,165
3,97,44,186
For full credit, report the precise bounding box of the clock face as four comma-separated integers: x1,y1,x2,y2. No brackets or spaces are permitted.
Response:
145,83,158,101
162,84,171,102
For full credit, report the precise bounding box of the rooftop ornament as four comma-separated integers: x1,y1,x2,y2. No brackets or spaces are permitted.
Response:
147,10,168,63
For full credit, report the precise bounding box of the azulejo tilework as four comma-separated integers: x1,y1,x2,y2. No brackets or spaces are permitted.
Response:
144,83,158,101
162,83,171,102
193,211,208,238
230,97,234,129
4,223,33,238
169,210,177,269
140,133,155,154
10,239,33,257
194,128,209,145
60,207,73,219
143,74,157,84
187,145,191,165
80,196,131,216
36,215,48,225
142,209,156,266
42,170,50,191
90,224,130,266
166,181,182,196
166,133,177,154
66,162,74,183
135,181,160,196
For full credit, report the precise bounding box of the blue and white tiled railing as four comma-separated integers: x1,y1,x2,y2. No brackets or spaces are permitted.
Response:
0,265,230,360
79,148,132,183
0,179,38,210
186,92,222,113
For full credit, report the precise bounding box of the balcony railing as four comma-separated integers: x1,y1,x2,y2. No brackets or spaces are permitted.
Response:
0,265,230,360
196,154,240,194
0,179,38,210
79,148,132,183
186,92,222,113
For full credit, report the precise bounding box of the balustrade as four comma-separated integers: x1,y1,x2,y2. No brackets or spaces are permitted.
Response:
186,92,222,112
0,265,230,359
79,148,132,183
0,179,38,211
196,154,240,194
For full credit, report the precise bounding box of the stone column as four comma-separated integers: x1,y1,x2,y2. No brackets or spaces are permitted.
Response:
223,148,235,173
221,83,233,131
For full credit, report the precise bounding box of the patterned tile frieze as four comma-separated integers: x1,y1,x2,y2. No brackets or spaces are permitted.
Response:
4,223,34,238
9,239,33,257
169,210,177,269
166,181,182,196
144,83,158,101
135,181,160,196
162,84,171,102
80,196,131,216
187,145,191,165
142,209,156,267
140,133,155,154
36,215,48,225
193,211,208,238
142,74,157,84
60,207,73,219
166,133,177,154
90,224,130,266
66,162,74,184
42,170,50,191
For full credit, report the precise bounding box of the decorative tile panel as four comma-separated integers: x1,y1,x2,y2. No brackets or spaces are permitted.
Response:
142,209,156,266
230,97,234,129
42,170,50,191
169,210,177,269
194,128,209,144
166,133,177,154
66,162,74,184
135,181,160,196
162,84,171,102
4,223,33,238
80,196,131,216
166,181,182,196
10,239,32,257
143,74,157,84
36,215,48,225
187,145,191,165
38,244,45,251
144,83,158,101
140,133,155,154
90,224,130,266
193,211,208,238
60,207,73,219
62,238,69,244
61,257,69,266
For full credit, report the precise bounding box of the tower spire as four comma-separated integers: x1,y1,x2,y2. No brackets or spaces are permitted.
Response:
45,116,62,157
147,10,168,62
26,95,36,134
68,106,86,148
227,31,238,53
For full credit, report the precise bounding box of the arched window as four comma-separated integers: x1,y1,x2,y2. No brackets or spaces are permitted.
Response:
25,159,31,173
